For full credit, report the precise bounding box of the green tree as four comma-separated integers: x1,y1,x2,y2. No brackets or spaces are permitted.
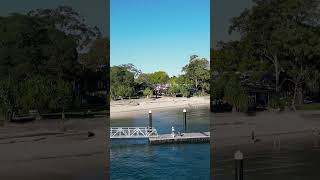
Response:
0,14,78,120
110,66,135,99
179,85,189,97
79,36,109,70
168,85,179,96
136,73,152,87
176,75,187,86
120,63,141,78
223,77,248,112
150,71,169,85
212,0,320,111
143,87,153,98
182,55,210,94
28,6,100,53
229,0,320,95
45,79,72,126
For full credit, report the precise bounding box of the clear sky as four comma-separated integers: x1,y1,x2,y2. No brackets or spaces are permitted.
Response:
211,0,253,47
110,0,210,76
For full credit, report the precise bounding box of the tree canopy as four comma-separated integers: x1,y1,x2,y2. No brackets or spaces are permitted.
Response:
212,0,320,111
182,55,210,93
0,14,79,117
28,6,101,53
110,55,210,99
150,71,170,85
110,65,135,98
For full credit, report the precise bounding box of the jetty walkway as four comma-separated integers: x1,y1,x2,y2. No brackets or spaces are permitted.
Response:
110,109,210,144
149,131,210,144
110,127,210,144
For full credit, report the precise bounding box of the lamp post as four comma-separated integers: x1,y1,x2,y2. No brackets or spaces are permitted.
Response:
148,110,152,129
183,109,187,133
234,150,243,180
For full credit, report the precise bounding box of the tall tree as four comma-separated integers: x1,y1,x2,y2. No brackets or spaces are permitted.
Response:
120,63,141,78
150,71,169,85
28,6,100,53
182,55,210,93
79,36,109,70
0,14,78,119
213,0,320,111
110,66,135,99
229,0,320,95
136,73,152,88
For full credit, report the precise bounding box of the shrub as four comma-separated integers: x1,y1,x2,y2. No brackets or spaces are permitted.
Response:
269,96,291,110
179,86,189,97
168,85,179,96
223,78,248,112
143,88,153,98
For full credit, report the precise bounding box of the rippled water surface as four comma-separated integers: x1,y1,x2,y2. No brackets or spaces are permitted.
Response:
110,108,210,180
214,139,320,180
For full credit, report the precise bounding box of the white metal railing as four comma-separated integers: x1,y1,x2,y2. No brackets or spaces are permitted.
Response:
110,127,158,139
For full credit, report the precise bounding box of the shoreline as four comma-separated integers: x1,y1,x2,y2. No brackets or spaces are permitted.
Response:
110,96,210,119
0,117,108,180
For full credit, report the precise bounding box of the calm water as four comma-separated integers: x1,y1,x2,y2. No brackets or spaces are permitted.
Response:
214,139,320,180
110,107,210,180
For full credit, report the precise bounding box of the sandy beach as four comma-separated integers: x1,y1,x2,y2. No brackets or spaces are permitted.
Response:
211,110,320,147
110,96,210,118
2,100,320,179
0,117,108,180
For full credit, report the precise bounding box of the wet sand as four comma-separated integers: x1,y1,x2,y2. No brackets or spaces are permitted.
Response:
211,110,320,179
0,117,108,180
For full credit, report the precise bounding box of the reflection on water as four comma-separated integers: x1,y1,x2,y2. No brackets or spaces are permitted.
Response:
111,107,210,134
110,108,210,180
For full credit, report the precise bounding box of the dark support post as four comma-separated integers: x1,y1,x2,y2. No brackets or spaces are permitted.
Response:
234,150,243,180
313,136,319,149
183,109,187,133
313,129,319,149
149,110,152,129
251,130,255,141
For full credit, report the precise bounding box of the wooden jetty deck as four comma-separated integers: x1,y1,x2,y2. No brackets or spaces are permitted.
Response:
149,132,210,145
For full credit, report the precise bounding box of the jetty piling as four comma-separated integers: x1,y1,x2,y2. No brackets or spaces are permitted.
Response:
312,129,320,149
183,109,187,133
148,110,152,129
234,150,244,180
313,137,319,149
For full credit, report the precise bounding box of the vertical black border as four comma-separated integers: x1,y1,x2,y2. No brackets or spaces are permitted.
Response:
210,0,214,179
106,0,110,179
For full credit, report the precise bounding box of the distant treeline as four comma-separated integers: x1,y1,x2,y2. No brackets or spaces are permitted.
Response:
111,55,210,99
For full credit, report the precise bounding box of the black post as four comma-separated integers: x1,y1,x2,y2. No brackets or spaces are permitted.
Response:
251,130,255,141
149,110,152,129
183,109,187,133
234,151,243,180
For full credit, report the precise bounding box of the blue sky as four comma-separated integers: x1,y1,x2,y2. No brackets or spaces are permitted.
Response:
111,0,210,76
212,0,252,47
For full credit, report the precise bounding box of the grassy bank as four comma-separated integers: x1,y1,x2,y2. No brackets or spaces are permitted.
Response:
296,103,320,110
